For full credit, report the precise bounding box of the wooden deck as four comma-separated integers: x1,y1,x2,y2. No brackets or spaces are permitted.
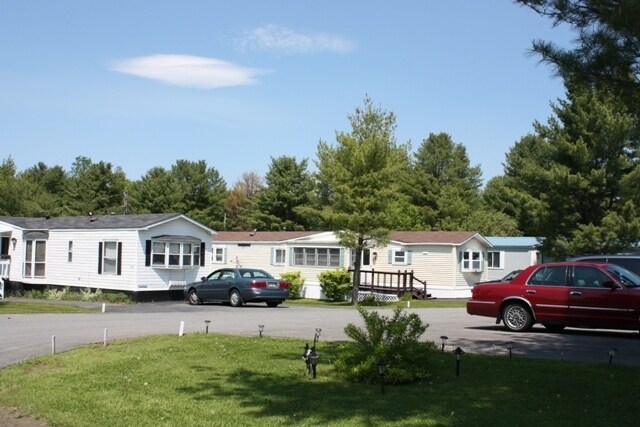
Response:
350,269,430,300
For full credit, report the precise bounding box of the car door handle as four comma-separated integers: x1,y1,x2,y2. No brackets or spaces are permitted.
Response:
526,290,536,294
570,291,582,296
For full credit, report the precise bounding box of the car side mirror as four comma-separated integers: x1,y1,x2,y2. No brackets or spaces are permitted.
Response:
201,276,207,282
603,280,616,289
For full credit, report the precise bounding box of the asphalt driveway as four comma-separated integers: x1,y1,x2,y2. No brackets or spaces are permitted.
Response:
1,300,639,368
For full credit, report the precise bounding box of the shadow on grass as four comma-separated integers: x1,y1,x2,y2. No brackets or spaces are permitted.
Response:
177,342,443,425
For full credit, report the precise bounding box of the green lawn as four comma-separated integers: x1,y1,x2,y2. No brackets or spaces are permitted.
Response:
0,300,94,314
1,333,638,426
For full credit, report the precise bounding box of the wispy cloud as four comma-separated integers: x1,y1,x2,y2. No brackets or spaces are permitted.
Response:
110,54,270,89
234,24,356,54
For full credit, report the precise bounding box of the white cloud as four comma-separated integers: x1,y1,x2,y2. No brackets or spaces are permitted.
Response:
235,24,356,54
110,55,270,89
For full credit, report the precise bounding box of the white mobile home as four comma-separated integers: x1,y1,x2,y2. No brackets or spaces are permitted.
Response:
212,230,495,299
0,213,214,296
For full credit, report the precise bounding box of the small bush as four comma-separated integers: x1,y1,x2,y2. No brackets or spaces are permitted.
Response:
280,271,305,299
318,268,352,301
334,307,435,384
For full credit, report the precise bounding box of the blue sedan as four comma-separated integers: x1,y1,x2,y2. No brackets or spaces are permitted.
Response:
185,268,290,307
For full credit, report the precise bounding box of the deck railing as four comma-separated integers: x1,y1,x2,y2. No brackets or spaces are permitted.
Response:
349,269,429,300
0,259,9,299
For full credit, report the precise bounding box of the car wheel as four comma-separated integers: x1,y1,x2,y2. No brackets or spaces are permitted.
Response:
187,289,201,305
266,301,280,308
502,303,533,332
229,289,243,307
543,324,566,332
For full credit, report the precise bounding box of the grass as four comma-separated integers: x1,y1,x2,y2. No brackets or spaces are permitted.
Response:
1,334,638,426
0,300,94,314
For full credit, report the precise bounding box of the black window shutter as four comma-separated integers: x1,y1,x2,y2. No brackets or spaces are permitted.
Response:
200,242,206,266
98,242,103,274
117,242,123,276
145,240,151,266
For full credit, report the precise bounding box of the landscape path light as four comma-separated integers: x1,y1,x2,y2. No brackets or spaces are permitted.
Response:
506,341,514,358
258,324,264,338
204,320,211,334
609,347,617,365
377,358,387,394
453,346,465,377
440,336,448,353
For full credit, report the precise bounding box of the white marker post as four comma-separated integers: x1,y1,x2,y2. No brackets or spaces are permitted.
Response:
104,328,108,346
179,321,185,336
51,335,56,355
102,303,106,313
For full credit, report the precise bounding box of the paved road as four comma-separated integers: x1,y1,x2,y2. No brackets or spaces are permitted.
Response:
1,300,639,368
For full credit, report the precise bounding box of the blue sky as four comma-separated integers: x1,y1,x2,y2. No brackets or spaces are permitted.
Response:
0,1,573,186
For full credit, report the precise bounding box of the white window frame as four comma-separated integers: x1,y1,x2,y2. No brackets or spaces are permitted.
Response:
293,247,341,267
24,239,46,278
487,251,504,269
273,248,286,266
461,249,483,272
212,246,226,264
152,240,200,269
102,241,119,275
391,247,408,266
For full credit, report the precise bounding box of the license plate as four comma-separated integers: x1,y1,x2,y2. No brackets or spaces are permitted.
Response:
267,282,278,288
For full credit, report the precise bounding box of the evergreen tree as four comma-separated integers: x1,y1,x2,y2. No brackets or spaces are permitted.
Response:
486,83,640,258
253,156,314,231
313,96,411,304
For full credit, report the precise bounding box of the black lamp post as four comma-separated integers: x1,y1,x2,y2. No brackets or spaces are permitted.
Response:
377,358,387,394
609,347,617,365
440,335,448,353
453,346,465,377
258,324,264,338
204,320,211,334
506,341,513,358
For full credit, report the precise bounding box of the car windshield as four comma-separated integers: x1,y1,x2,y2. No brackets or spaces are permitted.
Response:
605,264,640,287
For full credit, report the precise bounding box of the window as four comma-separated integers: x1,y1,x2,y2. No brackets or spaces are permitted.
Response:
272,248,286,265
24,240,46,278
461,250,483,272
152,242,166,266
102,241,119,274
68,241,73,263
293,247,341,267
212,246,226,264
151,240,200,268
527,266,568,286
487,251,503,269
390,248,410,265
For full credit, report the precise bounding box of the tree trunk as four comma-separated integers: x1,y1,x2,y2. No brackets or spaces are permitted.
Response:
351,240,364,305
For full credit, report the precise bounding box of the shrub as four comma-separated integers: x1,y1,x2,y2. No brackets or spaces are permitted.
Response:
279,271,305,299
334,307,435,384
318,268,352,301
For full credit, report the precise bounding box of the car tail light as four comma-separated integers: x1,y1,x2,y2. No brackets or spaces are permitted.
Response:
279,282,289,289
250,281,267,288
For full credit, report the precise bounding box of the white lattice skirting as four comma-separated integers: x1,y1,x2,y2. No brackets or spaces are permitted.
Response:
357,291,399,302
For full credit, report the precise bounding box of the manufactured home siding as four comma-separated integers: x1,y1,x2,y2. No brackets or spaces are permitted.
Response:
136,218,212,290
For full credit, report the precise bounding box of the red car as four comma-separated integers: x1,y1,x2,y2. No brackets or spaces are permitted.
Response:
467,262,640,332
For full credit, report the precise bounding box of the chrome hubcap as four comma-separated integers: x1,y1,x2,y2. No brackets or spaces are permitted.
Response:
505,306,526,329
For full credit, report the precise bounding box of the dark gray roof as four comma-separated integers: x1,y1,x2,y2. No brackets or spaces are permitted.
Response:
0,213,186,230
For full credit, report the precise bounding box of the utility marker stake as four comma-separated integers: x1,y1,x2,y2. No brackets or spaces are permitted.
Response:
102,303,106,313
104,328,108,346
179,321,185,336
51,335,56,355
